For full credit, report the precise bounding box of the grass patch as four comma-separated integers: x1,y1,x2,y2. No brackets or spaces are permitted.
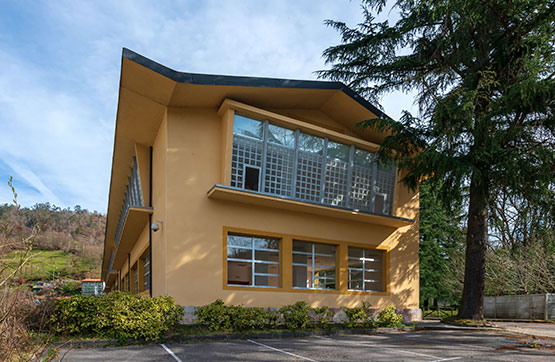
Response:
1,249,99,281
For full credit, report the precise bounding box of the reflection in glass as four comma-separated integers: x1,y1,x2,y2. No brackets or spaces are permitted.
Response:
299,133,324,154
268,124,295,148
227,247,251,260
354,149,374,167
233,115,264,139
327,141,350,161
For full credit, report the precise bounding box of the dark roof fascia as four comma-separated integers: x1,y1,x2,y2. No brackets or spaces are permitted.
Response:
122,48,391,120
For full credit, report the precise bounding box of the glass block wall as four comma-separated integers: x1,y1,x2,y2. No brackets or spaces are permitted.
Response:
230,114,396,216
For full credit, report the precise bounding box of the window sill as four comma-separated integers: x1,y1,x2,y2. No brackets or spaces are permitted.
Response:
207,185,413,228
223,284,389,296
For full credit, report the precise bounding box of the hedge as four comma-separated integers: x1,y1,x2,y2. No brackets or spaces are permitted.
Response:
50,292,183,340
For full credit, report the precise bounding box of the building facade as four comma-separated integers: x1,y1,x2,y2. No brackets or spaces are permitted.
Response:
101,49,421,321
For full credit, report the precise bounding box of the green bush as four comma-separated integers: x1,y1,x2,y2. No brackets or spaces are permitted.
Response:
195,300,402,332
60,281,81,296
342,302,376,328
279,301,311,329
376,306,403,328
195,299,275,331
312,306,334,328
50,292,183,340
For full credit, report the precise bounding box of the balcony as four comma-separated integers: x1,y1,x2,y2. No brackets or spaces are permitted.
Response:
106,251,118,287
111,157,153,270
208,184,413,228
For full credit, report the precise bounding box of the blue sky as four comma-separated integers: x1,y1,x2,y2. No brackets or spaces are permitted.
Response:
0,0,416,213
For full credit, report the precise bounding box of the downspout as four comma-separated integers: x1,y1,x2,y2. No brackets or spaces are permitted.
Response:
149,146,153,297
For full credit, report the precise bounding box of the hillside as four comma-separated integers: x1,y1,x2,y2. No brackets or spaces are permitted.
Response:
0,203,105,281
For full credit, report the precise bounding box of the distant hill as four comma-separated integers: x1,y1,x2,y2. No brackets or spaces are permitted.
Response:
0,203,105,281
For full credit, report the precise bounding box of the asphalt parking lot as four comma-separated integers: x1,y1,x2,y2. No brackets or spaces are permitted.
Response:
52,329,555,361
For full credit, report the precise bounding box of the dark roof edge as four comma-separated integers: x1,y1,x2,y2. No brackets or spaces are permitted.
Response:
122,48,391,120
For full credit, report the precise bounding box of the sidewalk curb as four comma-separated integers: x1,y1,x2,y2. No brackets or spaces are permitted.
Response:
47,327,413,350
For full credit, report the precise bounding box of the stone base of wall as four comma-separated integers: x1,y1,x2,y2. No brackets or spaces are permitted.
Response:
397,308,422,323
180,306,422,325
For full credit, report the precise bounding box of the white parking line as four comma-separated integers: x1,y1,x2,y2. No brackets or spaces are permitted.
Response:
247,339,318,361
161,344,184,362
314,336,461,361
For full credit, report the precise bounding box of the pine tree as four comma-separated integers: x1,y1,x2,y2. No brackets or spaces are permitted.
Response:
419,181,465,308
320,0,554,319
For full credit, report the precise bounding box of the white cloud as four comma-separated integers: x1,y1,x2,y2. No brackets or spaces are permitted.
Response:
0,0,417,212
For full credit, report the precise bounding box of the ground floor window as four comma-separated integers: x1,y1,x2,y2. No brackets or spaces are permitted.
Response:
227,234,280,287
348,247,384,292
142,250,150,292
123,274,129,292
292,240,337,290
133,264,139,294
224,228,387,294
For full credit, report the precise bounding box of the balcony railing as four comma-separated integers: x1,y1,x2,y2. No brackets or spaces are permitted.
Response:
108,250,115,273
115,157,143,248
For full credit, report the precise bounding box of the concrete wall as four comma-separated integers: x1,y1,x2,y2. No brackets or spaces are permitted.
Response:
484,294,555,320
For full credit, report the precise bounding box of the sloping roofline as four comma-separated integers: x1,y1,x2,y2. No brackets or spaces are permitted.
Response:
122,48,391,120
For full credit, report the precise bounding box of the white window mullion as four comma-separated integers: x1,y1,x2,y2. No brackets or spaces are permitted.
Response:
346,145,354,208
319,138,328,203
370,157,378,212
260,120,269,193
291,129,300,199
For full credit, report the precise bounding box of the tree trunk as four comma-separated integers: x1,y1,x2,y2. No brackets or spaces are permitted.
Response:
458,175,489,320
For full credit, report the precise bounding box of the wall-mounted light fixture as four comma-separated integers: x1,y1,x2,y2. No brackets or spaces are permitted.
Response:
151,220,163,232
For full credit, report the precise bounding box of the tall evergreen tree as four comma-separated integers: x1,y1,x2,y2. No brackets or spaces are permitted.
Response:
320,0,554,319
419,181,465,307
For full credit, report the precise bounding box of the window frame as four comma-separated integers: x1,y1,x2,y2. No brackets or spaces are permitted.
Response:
226,232,281,288
222,226,389,295
292,240,338,290
347,247,386,292
141,249,150,292
227,109,398,216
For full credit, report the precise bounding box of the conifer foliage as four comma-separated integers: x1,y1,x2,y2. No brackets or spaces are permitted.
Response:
320,0,554,319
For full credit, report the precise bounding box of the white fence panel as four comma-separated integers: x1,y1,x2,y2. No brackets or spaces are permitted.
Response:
484,293,555,320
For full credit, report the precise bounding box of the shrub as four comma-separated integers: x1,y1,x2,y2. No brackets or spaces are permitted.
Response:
279,301,311,329
195,299,274,331
312,306,334,328
376,306,403,328
195,299,234,331
50,292,183,340
60,281,81,296
342,302,377,328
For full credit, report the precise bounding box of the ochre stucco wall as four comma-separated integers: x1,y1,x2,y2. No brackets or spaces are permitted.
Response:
157,106,419,309
151,111,168,297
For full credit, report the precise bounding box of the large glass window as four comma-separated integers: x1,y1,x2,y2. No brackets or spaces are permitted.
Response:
227,234,280,287
231,114,396,215
292,240,336,290
348,247,384,292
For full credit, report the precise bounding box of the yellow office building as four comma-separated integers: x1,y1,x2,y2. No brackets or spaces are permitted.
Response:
101,49,421,322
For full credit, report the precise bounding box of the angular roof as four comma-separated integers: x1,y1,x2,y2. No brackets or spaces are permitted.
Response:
122,48,390,120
